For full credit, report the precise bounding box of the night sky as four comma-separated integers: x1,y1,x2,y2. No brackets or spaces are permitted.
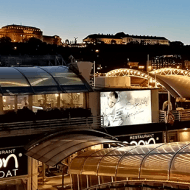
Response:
0,0,190,44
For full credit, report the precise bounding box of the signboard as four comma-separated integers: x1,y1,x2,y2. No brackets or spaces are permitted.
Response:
118,132,163,145
100,90,152,127
0,147,28,179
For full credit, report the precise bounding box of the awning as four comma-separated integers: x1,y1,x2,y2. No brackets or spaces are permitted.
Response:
69,142,190,183
0,66,92,95
25,129,120,166
152,74,190,98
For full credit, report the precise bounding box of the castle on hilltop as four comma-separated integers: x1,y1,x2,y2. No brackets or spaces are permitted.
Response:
0,24,62,45
83,32,169,45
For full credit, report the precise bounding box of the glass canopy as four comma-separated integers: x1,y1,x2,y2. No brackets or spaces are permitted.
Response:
69,142,190,183
0,66,91,95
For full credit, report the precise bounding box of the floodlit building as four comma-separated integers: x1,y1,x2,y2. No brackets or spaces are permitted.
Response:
83,32,170,45
151,55,183,70
0,24,62,45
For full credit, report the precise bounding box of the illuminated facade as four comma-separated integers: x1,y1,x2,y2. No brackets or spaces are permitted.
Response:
151,55,183,70
83,32,170,45
0,24,62,45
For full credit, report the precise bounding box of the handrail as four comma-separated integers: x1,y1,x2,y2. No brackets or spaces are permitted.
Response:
0,116,103,137
159,109,190,123
83,179,190,190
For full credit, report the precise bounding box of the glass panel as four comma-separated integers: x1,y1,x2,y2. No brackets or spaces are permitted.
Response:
117,144,160,178
33,94,45,109
0,78,29,87
179,142,190,153
91,148,115,156
77,150,102,157
3,96,15,111
16,67,50,78
117,155,144,178
46,94,59,108
16,67,57,86
128,144,161,155
170,153,190,182
29,77,56,86
60,93,84,108
140,142,188,180
40,66,84,85
0,67,29,87
150,142,188,154
82,156,102,175
98,156,120,176
17,95,28,109
40,66,68,76
140,153,173,180
69,157,87,174
57,76,83,85
107,146,136,156
82,148,115,175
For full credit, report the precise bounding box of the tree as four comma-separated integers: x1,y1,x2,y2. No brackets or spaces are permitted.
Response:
0,37,11,44
27,37,42,44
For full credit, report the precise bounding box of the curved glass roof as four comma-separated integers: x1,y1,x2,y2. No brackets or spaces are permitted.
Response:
69,142,190,183
149,74,190,98
26,132,120,166
0,66,91,95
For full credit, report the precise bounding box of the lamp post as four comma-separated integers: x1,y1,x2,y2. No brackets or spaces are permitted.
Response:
93,61,95,87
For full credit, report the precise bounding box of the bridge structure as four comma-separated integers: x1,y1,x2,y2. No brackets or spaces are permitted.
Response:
106,68,190,78
105,68,190,98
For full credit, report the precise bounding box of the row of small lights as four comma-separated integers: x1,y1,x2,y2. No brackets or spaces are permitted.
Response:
150,68,190,75
106,69,148,78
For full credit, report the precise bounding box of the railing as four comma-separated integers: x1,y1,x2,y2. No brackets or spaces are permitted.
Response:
0,116,103,137
83,179,190,190
159,109,190,123
159,110,167,123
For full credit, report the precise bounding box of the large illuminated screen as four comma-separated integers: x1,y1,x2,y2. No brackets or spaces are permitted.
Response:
101,90,152,127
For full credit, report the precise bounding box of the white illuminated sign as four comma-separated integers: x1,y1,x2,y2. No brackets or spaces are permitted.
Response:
121,133,163,145
101,90,152,127
0,148,27,178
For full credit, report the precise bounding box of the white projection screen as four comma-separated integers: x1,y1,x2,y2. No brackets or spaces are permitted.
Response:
100,90,152,127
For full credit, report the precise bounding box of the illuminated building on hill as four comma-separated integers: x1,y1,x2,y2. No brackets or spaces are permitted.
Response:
0,24,62,45
83,32,169,45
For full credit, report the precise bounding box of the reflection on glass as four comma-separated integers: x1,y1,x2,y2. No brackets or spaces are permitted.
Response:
60,93,84,108
17,95,29,109
0,79,29,87
33,95,45,109
3,96,15,111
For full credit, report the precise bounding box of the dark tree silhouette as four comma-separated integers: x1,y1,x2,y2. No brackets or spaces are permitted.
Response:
0,37,11,43
27,37,42,44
